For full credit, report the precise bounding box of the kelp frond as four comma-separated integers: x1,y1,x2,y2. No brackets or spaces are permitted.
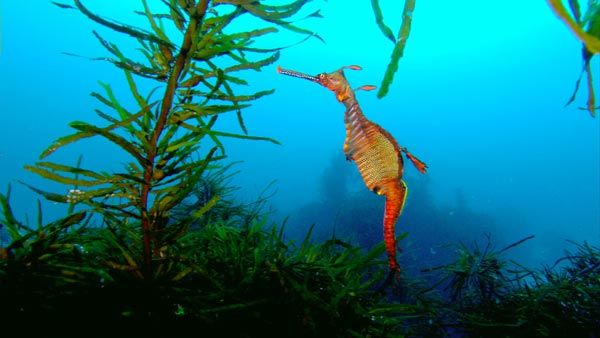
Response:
370,0,416,99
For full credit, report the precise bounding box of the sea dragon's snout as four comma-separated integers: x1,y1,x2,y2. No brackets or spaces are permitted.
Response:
277,65,363,102
277,65,320,83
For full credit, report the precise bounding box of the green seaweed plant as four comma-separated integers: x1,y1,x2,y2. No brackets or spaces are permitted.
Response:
423,235,534,306
0,185,109,321
548,0,600,116
452,240,600,337
370,0,416,99
171,163,275,229
413,236,600,337
0,184,417,336
32,0,318,280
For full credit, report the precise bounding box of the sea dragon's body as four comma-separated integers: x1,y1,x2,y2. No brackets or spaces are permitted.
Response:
277,65,427,275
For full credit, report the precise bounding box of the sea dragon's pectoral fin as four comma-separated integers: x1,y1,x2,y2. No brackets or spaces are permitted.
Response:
400,147,428,174
383,180,408,276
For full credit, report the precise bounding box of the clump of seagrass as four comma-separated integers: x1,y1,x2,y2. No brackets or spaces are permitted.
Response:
420,237,600,337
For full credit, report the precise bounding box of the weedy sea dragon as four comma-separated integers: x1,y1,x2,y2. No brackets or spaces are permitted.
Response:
277,65,427,277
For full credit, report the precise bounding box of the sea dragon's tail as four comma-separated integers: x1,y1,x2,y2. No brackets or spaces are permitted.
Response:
383,179,408,274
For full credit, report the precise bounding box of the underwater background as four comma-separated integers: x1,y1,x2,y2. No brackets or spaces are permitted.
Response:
1,1,600,336
1,0,599,276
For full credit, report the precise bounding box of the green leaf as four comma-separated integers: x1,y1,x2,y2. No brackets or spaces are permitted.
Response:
40,130,93,159
207,129,281,145
178,103,251,117
251,0,312,20
371,0,396,44
194,116,225,153
195,10,241,53
36,161,106,180
102,230,143,278
141,0,172,43
299,224,315,256
242,32,318,53
377,0,416,98
192,195,220,219
52,1,75,9
61,50,165,80
97,81,133,124
163,0,186,31
224,51,280,73
203,68,226,103
586,2,600,38
19,181,67,203
221,80,247,134
236,110,248,135
165,139,201,153
124,70,147,109
54,211,87,228
0,188,33,238
171,266,194,281
69,121,146,165
226,27,279,41
24,165,108,187
73,0,174,48
211,89,275,103
36,199,43,230
41,107,149,160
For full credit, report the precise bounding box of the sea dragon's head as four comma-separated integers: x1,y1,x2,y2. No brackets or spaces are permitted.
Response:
277,65,374,103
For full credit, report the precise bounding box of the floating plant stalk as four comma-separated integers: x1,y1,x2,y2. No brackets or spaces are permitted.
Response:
370,0,416,99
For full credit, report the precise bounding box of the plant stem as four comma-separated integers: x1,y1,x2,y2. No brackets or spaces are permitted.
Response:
140,0,209,278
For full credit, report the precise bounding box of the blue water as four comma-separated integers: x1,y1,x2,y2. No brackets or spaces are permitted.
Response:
0,1,598,268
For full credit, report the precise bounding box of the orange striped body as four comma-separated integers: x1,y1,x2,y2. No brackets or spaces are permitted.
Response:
344,103,408,273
